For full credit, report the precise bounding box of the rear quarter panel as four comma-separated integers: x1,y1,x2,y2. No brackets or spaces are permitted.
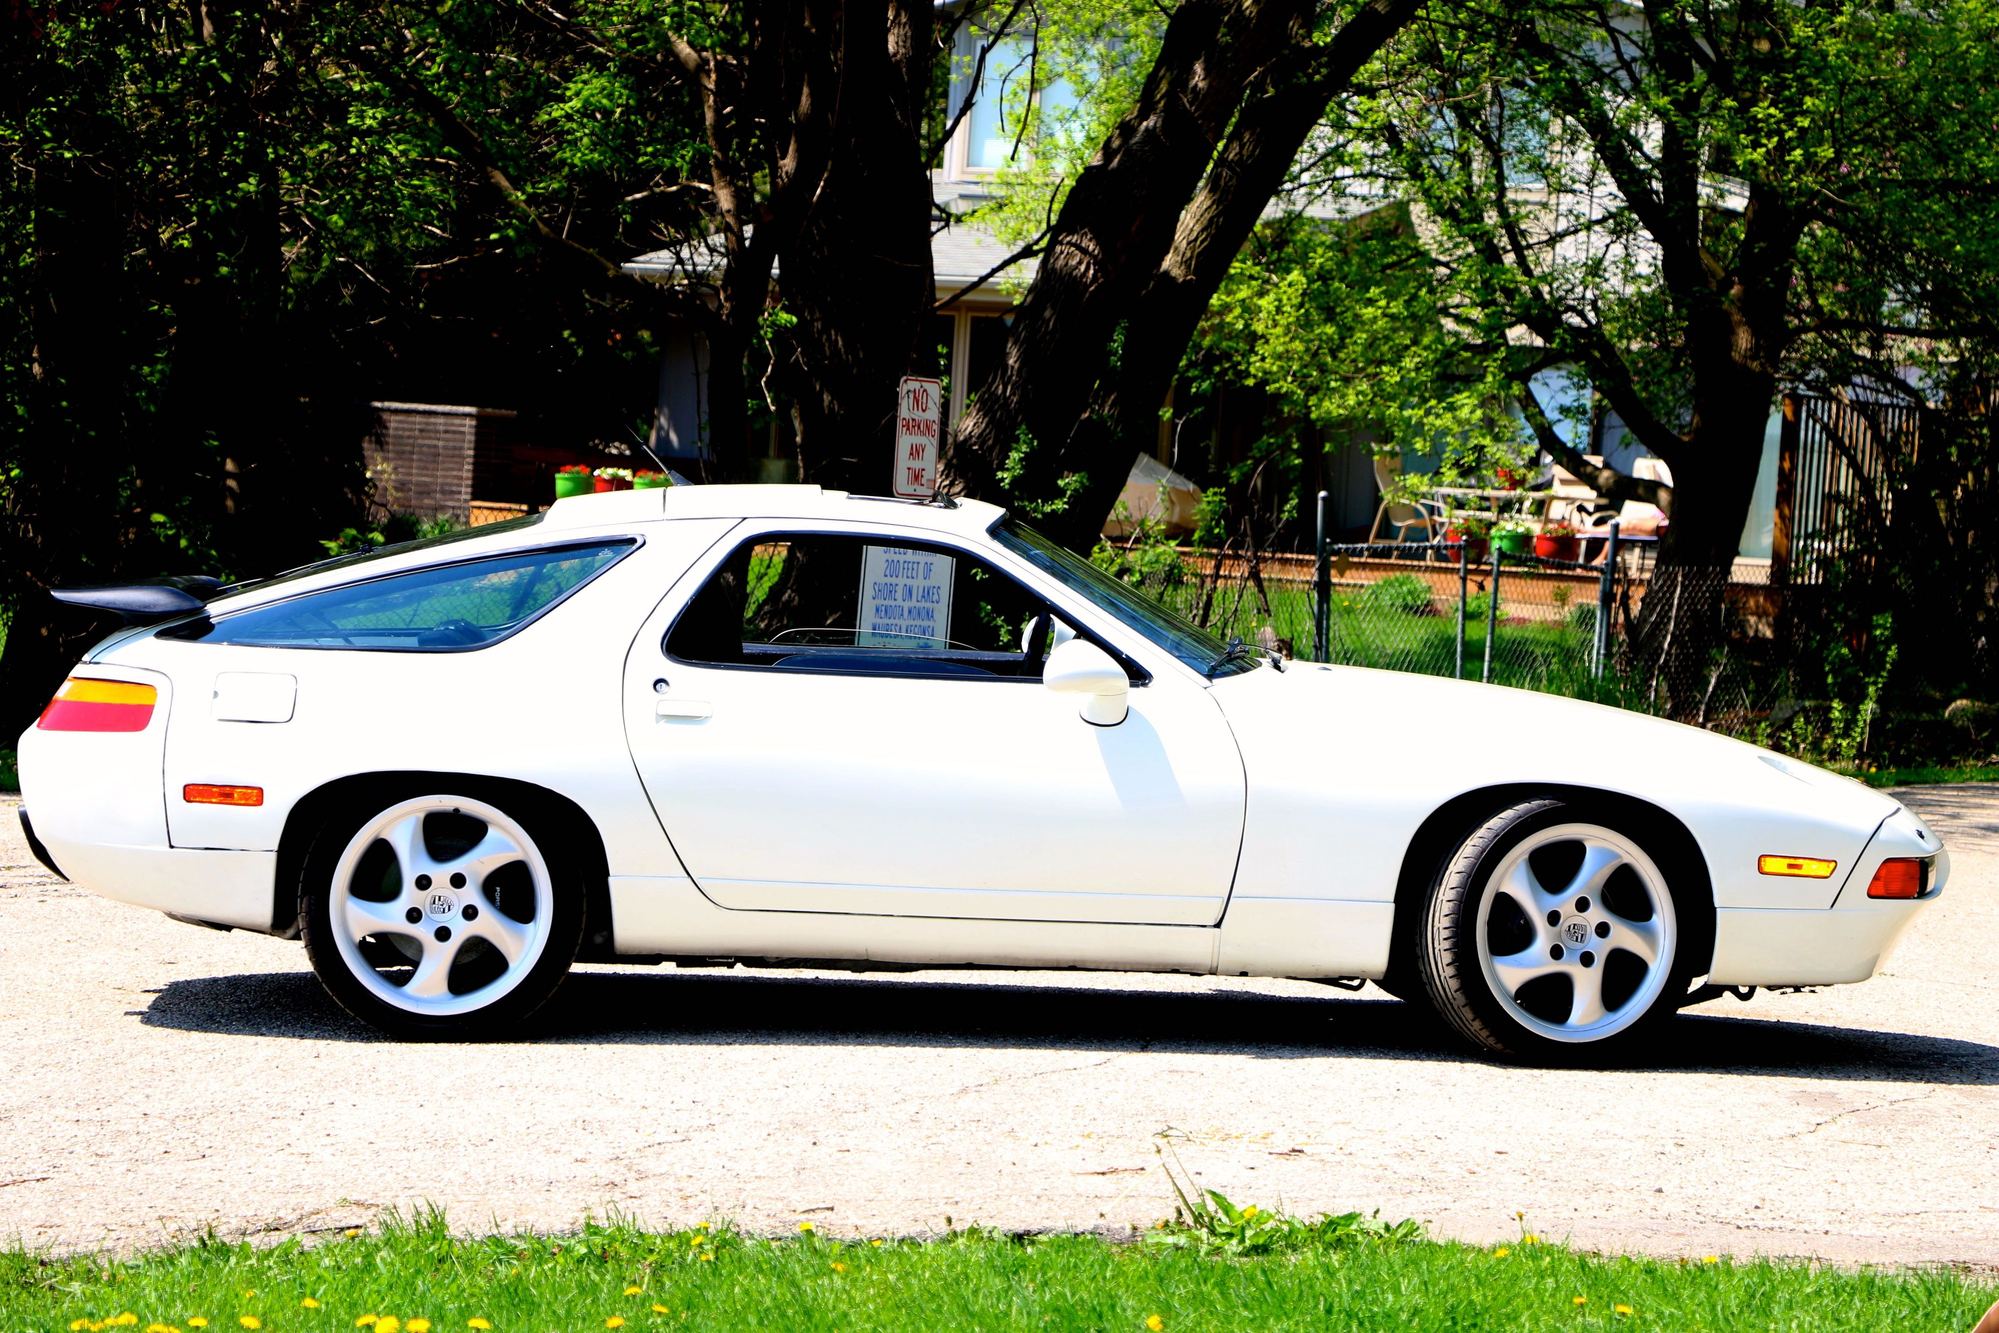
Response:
100,519,735,877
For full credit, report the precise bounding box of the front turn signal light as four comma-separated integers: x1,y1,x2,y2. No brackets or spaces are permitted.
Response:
1758,854,1837,879
1866,857,1927,899
183,783,264,807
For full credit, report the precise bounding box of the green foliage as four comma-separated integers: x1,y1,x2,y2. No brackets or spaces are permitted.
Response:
0,749,15,795
1354,573,1435,616
1192,212,1530,484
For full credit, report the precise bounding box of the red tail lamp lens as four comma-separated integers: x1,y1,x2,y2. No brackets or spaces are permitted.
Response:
183,784,264,807
1866,857,1926,900
37,678,157,732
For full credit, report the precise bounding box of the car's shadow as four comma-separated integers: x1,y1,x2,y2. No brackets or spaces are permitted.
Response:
137,967,1999,1084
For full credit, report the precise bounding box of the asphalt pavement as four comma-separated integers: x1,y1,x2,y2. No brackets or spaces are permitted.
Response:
1,787,1994,1266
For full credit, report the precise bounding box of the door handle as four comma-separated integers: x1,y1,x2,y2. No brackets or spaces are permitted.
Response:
654,697,713,720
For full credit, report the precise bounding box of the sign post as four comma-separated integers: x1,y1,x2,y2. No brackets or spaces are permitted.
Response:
893,376,942,498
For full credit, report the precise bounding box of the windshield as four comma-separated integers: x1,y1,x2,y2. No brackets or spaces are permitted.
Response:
992,519,1258,677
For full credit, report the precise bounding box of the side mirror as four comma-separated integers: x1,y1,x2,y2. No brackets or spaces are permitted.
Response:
1043,638,1129,726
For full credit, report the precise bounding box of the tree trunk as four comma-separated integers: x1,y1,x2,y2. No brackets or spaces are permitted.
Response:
778,0,937,493
1025,0,1418,550
1628,382,1771,715
946,0,1304,518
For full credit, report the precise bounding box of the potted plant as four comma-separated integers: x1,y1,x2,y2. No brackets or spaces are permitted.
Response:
593,466,634,492
1443,516,1491,564
553,464,595,500
1534,518,1580,561
1491,518,1535,558
631,469,672,490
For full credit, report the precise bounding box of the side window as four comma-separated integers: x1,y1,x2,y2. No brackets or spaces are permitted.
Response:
667,533,1070,679
164,541,633,650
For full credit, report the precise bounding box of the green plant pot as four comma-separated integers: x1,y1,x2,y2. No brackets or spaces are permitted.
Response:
1492,529,1532,557
632,474,671,490
553,473,595,500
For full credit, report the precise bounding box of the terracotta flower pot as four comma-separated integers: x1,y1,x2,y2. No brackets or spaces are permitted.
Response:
1445,530,1489,564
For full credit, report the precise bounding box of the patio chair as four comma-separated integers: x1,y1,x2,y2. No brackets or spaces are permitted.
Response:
1367,455,1444,547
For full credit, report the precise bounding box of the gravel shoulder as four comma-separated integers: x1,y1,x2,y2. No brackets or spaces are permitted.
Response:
2,787,1995,1266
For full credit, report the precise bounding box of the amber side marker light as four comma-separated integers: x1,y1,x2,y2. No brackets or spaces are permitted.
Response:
1866,857,1926,900
183,784,264,807
1757,854,1837,878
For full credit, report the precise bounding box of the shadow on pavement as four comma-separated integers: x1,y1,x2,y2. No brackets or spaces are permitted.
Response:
138,967,1999,1083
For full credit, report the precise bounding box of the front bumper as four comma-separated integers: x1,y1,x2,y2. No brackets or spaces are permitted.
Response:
1708,804,1946,987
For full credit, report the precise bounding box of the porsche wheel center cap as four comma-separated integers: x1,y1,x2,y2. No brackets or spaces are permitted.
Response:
1560,916,1593,949
425,890,459,920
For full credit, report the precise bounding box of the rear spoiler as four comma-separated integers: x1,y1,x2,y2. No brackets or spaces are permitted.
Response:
51,576,222,623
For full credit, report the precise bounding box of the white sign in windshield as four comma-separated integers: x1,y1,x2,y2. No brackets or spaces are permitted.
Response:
857,545,954,648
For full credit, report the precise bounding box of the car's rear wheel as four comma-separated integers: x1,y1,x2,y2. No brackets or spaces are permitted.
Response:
1417,799,1686,1061
300,792,582,1038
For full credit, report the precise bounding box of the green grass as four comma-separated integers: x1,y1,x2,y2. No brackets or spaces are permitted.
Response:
2,1214,1990,1332
1844,762,1999,788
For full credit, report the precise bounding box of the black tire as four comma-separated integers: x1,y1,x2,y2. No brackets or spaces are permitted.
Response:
299,789,585,1039
1416,799,1693,1062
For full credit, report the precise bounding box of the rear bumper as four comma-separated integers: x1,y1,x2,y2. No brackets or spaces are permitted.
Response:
18,809,67,880
39,834,279,933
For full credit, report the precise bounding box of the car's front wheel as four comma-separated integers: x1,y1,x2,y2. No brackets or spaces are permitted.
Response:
300,792,583,1038
1417,799,1688,1061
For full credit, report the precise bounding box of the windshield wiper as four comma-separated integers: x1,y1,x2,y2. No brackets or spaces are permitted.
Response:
1206,635,1258,676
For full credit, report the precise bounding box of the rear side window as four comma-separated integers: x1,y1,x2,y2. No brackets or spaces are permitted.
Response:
163,540,634,651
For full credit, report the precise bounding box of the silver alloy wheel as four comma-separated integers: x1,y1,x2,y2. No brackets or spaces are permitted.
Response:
1474,822,1677,1044
327,795,555,1018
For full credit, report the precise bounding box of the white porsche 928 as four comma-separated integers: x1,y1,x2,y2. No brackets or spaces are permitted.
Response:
16,486,1946,1058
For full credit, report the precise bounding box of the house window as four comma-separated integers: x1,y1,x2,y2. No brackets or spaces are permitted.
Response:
952,31,1083,174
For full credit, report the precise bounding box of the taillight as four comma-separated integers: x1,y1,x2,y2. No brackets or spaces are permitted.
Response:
1866,857,1928,900
36,677,158,732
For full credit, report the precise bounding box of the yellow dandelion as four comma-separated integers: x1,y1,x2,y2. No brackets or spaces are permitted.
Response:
1524,1233,1541,1245
869,1239,883,1247
606,1319,626,1330
71,1322,91,1332
355,1320,378,1330
1147,1317,1166,1332
1242,1205,1259,1219
1615,1305,1634,1317
698,1252,714,1263
798,1222,815,1233
1494,1247,1510,1258
189,1321,210,1330
146,1324,179,1333
240,1318,263,1330
831,1262,847,1274
343,1228,362,1239
116,1319,140,1329
650,1306,669,1316
1572,1297,1587,1307
376,1319,401,1333
407,1321,431,1333
302,1299,321,1310
1702,1255,1720,1265
624,1285,644,1297
695,1223,708,1233
468,1323,492,1331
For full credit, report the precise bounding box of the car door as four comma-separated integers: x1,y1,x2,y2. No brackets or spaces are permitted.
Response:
621,521,1246,926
